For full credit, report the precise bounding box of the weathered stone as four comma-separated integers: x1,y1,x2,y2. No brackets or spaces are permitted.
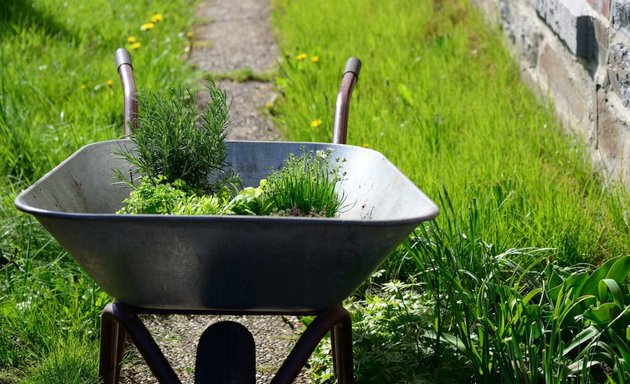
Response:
596,89,630,183
500,0,517,44
518,9,544,67
587,0,611,19
538,41,595,138
472,0,630,187
534,0,597,60
607,42,630,107
591,14,610,67
611,0,630,34
532,0,546,17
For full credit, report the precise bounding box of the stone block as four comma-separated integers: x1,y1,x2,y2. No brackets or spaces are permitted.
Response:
535,0,597,60
538,41,595,138
611,0,630,34
587,0,611,19
499,0,518,45
607,42,630,107
591,14,610,70
518,9,544,67
596,89,630,183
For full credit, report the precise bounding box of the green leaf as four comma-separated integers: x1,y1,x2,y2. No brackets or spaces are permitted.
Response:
598,278,625,309
563,325,600,356
545,267,567,302
580,258,621,297
425,330,467,354
609,328,630,363
522,288,542,305
584,303,619,324
606,256,630,284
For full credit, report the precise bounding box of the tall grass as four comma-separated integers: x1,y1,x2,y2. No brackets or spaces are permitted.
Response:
409,190,629,382
272,0,630,265
1,0,196,381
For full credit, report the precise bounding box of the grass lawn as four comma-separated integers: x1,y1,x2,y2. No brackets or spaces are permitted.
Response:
1,1,196,382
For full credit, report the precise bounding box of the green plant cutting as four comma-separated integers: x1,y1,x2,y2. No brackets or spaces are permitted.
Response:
116,77,345,218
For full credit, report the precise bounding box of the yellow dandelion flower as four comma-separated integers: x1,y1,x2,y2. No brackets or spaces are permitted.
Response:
186,31,194,39
151,13,163,23
362,143,370,148
106,79,114,88
311,55,319,63
296,53,308,61
130,42,141,50
140,22,155,31
127,36,137,44
310,119,322,128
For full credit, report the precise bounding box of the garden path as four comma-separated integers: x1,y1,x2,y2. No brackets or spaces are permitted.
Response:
119,1,309,383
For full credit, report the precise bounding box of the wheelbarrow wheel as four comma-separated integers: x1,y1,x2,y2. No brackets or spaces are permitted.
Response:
195,321,256,384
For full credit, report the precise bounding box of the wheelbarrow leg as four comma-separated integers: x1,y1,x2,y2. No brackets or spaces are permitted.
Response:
331,309,353,384
271,305,353,384
99,305,126,384
99,302,182,384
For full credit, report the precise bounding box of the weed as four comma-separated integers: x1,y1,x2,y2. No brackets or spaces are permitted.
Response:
117,75,232,193
212,68,277,83
263,147,345,217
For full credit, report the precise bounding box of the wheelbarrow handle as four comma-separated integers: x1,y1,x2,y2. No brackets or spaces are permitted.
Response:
332,57,361,145
115,48,137,136
115,49,360,143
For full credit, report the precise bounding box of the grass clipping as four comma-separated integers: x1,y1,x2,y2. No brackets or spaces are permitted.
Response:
116,76,345,217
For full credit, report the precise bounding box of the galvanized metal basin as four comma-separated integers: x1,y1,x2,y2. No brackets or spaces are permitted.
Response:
15,140,438,313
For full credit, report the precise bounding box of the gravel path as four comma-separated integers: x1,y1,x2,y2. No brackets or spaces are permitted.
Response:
118,1,311,383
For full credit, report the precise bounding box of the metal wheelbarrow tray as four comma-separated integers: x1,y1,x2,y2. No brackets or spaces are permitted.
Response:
15,139,437,313
15,51,438,317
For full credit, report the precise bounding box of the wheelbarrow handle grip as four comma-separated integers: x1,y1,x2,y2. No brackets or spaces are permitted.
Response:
115,48,137,136
115,48,132,69
343,57,362,79
333,57,361,145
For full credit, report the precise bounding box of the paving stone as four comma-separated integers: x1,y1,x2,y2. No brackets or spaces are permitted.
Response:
197,80,280,141
190,0,279,73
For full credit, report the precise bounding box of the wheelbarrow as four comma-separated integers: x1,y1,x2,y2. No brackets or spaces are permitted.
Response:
15,49,439,383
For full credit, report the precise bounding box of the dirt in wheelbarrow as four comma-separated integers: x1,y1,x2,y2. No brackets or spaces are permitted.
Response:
117,0,310,383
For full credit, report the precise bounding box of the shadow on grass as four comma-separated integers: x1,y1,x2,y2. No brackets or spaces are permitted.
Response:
1,0,73,40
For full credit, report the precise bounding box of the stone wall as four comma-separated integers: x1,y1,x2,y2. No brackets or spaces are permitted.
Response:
471,0,630,185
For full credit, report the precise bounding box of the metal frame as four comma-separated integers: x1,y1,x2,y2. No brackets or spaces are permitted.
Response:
99,303,353,384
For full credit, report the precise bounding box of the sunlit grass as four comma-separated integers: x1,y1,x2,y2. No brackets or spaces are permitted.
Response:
0,0,196,381
271,0,630,265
